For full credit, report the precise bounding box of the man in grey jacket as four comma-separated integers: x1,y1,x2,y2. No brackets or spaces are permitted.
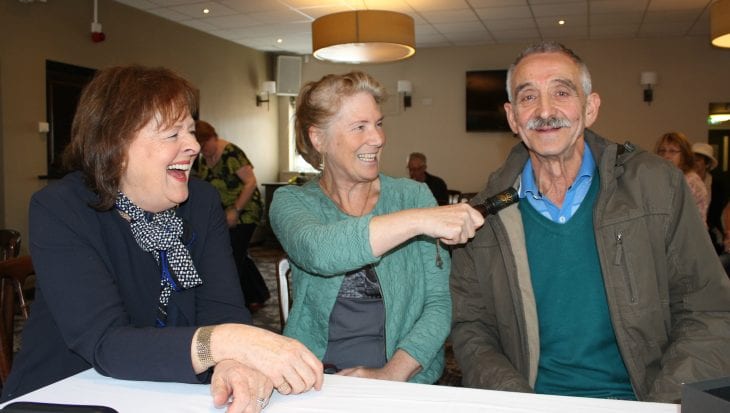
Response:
450,41,730,403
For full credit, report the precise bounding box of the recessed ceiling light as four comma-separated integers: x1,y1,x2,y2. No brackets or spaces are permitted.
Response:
558,19,565,25
203,8,210,14
277,38,283,44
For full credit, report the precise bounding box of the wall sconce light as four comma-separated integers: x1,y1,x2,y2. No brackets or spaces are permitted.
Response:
711,0,730,48
640,71,657,105
397,80,412,110
256,81,277,109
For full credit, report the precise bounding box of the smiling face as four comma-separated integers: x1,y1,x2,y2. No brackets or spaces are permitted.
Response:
504,52,600,160
119,113,200,212
312,91,385,185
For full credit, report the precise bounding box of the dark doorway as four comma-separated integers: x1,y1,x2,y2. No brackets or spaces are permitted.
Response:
44,60,96,179
709,130,730,173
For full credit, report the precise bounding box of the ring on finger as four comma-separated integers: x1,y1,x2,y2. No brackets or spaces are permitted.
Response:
256,397,268,408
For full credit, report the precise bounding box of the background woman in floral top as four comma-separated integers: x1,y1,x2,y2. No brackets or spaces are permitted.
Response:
655,131,709,226
195,120,270,310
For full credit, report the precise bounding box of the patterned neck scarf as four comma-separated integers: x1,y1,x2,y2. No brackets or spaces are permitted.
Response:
115,192,202,327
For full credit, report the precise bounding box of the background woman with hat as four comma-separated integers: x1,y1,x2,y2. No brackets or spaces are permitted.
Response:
692,142,719,196
692,143,730,265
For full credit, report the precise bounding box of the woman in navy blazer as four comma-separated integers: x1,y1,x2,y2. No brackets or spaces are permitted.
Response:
2,65,322,412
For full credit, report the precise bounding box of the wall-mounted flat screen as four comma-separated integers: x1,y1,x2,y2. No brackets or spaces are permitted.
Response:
466,70,510,132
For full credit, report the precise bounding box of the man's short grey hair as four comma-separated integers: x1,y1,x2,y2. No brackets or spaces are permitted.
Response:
505,41,592,102
408,152,427,164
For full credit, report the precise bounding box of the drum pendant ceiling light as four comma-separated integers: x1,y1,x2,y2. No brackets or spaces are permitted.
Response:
711,0,730,48
312,10,415,64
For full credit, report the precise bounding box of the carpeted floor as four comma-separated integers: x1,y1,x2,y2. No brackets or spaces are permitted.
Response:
248,244,287,334
249,243,463,387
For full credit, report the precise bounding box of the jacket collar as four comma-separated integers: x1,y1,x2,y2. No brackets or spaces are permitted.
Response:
479,129,640,201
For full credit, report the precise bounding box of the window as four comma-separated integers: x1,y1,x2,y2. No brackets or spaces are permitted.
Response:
287,99,317,173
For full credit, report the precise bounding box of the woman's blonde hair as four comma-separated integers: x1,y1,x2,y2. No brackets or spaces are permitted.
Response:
294,71,386,169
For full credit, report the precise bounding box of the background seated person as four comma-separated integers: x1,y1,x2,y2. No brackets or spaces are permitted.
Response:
270,71,483,384
1,65,323,411
407,152,449,205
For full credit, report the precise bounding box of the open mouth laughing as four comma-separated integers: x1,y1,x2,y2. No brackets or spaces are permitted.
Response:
167,162,191,180
357,153,377,162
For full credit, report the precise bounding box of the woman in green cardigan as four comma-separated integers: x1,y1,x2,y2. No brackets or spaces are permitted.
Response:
269,71,483,384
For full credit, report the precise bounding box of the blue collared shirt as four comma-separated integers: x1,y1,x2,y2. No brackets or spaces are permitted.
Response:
519,142,596,224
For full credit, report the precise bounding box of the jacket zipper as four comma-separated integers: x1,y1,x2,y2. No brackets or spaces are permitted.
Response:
614,231,637,303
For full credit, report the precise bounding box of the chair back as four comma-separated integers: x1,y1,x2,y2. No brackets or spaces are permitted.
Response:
0,256,34,384
459,192,478,203
0,230,21,261
276,257,291,331
446,190,462,205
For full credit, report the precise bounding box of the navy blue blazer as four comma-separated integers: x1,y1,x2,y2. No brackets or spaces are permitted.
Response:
2,172,251,400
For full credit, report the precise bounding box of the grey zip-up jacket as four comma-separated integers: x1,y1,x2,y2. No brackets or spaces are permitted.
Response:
450,129,730,403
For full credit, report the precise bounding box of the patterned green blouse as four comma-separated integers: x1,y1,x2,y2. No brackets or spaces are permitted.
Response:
195,143,263,226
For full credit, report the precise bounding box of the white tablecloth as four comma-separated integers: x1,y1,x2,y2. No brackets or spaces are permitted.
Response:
1,369,681,413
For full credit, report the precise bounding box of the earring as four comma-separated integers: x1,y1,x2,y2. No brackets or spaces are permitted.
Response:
319,152,326,171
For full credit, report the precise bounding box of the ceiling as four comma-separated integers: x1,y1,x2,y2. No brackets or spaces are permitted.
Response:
113,0,716,56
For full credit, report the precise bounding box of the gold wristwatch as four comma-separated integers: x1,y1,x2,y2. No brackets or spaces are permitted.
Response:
196,326,215,369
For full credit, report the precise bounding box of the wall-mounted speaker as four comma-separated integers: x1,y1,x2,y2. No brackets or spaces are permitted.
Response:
276,55,302,96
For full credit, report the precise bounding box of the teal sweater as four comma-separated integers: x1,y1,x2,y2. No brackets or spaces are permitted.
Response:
520,177,634,399
269,174,451,383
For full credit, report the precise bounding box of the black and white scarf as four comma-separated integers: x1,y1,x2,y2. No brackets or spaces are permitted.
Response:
115,192,202,327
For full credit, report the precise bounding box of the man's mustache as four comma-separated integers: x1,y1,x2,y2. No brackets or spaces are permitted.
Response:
526,116,572,130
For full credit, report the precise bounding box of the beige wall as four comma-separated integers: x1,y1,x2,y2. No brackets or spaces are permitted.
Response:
0,1,278,251
302,38,730,194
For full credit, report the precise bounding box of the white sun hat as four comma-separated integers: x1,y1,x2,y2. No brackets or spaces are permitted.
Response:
692,142,719,171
